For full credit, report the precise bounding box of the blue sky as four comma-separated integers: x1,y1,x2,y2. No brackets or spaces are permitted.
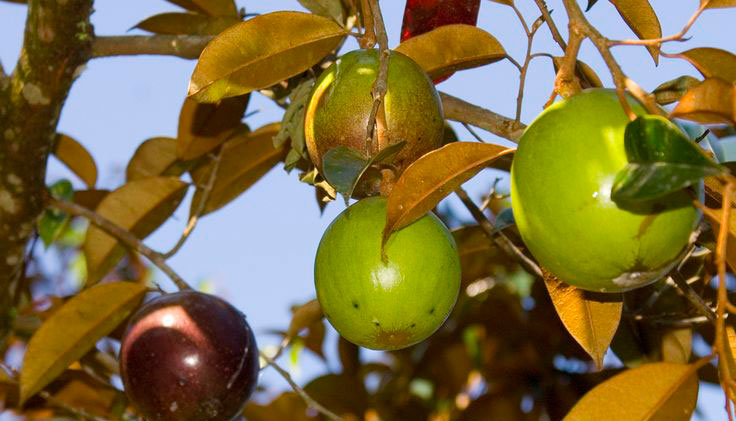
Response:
1,0,735,419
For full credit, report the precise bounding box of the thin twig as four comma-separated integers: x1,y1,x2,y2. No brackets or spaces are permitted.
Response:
364,0,390,157
163,150,223,259
531,0,567,51
608,1,709,47
91,35,213,59
462,123,485,143
48,198,192,291
259,351,343,421
511,4,543,123
455,188,543,278
440,92,525,142
671,272,717,323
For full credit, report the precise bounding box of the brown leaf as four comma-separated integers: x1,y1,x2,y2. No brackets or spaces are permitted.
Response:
552,57,603,89
303,374,367,417
243,392,315,421
720,326,736,399
190,123,285,215
704,0,736,8
20,282,147,404
383,142,514,245
610,0,662,64
188,11,346,102
73,190,109,210
459,394,525,421
134,12,240,36
52,134,97,188
676,47,736,83
394,24,506,80
84,177,188,284
165,0,237,17
177,95,249,160
286,299,323,340
489,0,514,5
50,372,121,418
126,137,187,181
543,271,623,369
671,77,735,125
652,76,701,105
562,362,700,421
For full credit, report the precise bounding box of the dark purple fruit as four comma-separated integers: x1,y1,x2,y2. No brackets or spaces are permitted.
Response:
119,291,259,421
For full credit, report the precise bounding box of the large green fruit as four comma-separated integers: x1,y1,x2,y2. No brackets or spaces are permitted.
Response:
305,49,444,195
511,89,699,292
315,197,460,350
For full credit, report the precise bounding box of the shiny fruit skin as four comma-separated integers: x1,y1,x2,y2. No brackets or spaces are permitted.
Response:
315,197,461,350
510,89,698,292
120,291,259,421
305,49,444,179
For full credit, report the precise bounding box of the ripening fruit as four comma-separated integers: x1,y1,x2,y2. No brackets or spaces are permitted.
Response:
305,49,444,196
120,291,259,421
314,197,461,350
511,89,699,292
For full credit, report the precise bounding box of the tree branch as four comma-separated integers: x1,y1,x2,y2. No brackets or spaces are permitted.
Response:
49,197,192,291
531,0,567,52
365,0,390,158
0,0,94,343
440,92,525,142
608,1,708,47
91,35,213,60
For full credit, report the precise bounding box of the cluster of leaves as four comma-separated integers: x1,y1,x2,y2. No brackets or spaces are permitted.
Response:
2,0,736,420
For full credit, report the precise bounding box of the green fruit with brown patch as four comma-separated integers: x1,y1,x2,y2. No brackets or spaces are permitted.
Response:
314,197,460,350
510,89,699,292
305,49,444,196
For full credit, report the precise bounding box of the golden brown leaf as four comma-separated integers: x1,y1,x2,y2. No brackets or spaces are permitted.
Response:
52,134,97,188
704,0,736,8
134,12,240,36
699,195,736,273
383,142,514,245
610,0,662,64
676,47,736,83
126,137,187,181
720,326,736,399
394,24,506,80
166,0,237,17
188,12,346,102
286,299,323,340
50,372,121,418
177,95,249,160
73,189,109,210
543,271,623,369
562,362,699,421
671,77,735,125
190,123,285,215
84,177,188,284
552,57,603,89
20,282,147,404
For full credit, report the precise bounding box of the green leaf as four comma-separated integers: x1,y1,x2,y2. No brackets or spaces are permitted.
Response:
188,11,346,102
133,12,240,36
652,76,701,105
611,115,724,204
274,77,315,171
20,282,147,404
39,180,74,248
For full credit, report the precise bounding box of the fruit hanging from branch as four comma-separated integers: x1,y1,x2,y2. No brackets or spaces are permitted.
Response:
119,291,259,421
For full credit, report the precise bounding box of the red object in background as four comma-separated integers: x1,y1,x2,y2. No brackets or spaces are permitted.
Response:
400,0,481,83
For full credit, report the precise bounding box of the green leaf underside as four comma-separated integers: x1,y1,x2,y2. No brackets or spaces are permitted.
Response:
612,162,721,203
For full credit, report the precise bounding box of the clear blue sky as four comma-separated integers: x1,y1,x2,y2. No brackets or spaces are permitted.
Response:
1,0,734,419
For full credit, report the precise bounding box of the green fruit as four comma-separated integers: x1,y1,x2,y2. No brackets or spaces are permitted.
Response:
510,89,699,292
315,197,460,350
305,49,444,195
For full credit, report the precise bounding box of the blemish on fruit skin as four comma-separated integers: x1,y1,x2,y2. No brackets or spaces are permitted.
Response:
429,308,435,315
352,301,359,309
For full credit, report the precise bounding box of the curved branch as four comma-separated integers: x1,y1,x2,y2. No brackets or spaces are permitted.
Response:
609,1,708,47
440,92,525,142
92,35,213,59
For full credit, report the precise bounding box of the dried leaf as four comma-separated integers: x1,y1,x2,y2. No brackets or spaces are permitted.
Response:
84,177,188,284
190,123,285,215
562,362,699,421
653,76,701,105
676,47,736,83
552,57,603,89
126,137,186,181
286,299,323,340
52,134,97,188
383,142,514,245
610,0,662,64
395,24,506,80
134,12,240,36
165,0,237,17
671,77,735,125
543,271,623,369
177,95,249,160
20,282,147,404
188,12,346,102
489,0,514,5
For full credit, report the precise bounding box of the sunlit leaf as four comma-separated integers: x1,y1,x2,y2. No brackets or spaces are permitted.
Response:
543,271,622,369
177,95,249,160
610,0,662,64
84,177,188,284
703,0,736,9
552,57,603,89
489,0,514,5
165,0,237,17
190,123,285,215
20,282,147,404
611,115,724,204
52,134,97,188
671,77,736,125
720,326,736,399
188,12,346,102
395,24,506,80
299,0,345,24
676,47,736,83
562,362,699,421
383,142,514,245
127,137,187,181
134,12,240,36
652,76,701,105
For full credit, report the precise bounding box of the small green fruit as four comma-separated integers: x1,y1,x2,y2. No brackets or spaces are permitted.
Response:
315,197,460,350
305,49,444,195
511,89,699,292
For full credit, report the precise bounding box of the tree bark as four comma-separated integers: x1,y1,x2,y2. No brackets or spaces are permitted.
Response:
0,0,94,343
